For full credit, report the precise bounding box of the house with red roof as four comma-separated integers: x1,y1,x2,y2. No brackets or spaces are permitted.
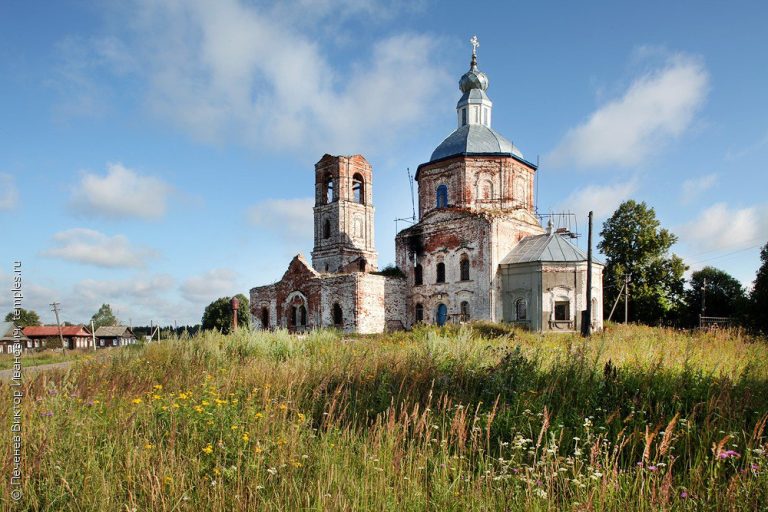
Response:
23,325,93,350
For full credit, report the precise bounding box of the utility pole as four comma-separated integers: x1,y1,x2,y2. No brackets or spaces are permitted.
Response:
700,278,707,328
91,320,97,351
624,274,630,324
583,211,593,337
50,302,66,354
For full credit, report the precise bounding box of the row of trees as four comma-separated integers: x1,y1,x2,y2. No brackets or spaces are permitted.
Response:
5,303,120,329
600,200,767,331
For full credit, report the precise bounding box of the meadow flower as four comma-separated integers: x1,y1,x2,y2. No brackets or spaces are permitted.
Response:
680,491,689,499
242,433,250,443
203,444,214,454
151,394,162,400
144,443,154,450
132,398,143,404
153,384,163,390
718,450,740,460
194,405,204,413
164,476,173,485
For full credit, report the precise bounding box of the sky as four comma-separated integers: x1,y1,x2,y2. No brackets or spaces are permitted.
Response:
1,0,767,326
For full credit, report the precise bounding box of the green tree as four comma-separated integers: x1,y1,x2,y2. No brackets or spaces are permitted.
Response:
201,294,249,334
750,242,768,334
4,308,41,327
683,267,747,326
90,303,119,329
598,200,687,324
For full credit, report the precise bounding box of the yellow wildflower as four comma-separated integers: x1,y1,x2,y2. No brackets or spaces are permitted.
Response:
242,433,250,443
177,393,189,400
194,405,204,413
164,476,173,485
279,403,288,411
201,400,210,406
213,467,221,476
152,394,162,400
132,398,143,405
254,445,263,455
144,443,154,450
161,406,169,411
153,384,163,390
202,444,214,455
172,403,180,409
255,412,264,419
297,413,306,423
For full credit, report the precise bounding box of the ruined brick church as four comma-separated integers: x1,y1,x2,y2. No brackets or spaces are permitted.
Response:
250,40,603,334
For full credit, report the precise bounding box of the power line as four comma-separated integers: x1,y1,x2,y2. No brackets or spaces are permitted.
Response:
688,243,763,266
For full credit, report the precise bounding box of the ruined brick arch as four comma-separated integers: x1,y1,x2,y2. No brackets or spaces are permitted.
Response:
332,302,343,327
284,291,309,330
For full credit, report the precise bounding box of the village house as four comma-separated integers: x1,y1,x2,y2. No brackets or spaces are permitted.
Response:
251,39,602,334
23,325,93,350
0,321,31,353
94,326,137,348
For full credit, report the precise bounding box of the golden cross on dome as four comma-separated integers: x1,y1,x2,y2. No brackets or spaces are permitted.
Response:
470,35,479,56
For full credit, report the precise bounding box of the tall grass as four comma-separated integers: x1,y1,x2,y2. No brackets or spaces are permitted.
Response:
2,324,766,510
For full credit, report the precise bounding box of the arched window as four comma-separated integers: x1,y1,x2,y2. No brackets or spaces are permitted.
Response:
436,185,448,208
414,264,423,285
352,174,364,204
332,303,343,327
325,175,335,204
353,217,363,238
415,303,424,323
460,301,470,321
359,259,366,272
436,262,445,283
515,298,527,321
459,255,470,281
323,219,331,239
261,307,270,329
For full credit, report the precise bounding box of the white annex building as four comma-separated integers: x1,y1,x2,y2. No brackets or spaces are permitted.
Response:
251,38,603,333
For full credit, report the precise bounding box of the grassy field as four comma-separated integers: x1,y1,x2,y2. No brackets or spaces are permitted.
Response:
1,323,767,511
0,348,93,371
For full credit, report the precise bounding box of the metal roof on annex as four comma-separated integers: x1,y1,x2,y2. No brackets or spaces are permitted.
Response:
500,233,602,265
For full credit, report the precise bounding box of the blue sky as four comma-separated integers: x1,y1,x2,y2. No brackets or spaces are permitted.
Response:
1,0,767,326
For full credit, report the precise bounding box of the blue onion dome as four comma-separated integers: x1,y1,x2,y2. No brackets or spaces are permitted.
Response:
459,54,489,93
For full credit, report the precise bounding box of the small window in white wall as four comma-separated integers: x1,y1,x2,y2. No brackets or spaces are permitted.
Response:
461,108,467,126
554,301,570,321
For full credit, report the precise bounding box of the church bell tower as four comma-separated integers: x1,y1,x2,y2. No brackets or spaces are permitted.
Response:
311,154,378,273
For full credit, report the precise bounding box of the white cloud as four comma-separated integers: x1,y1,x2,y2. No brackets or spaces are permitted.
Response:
78,274,175,302
180,268,239,303
91,0,447,155
72,163,171,220
42,228,155,268
548,53,708,168
681,173,717,204
0,173,18,210
247,198,314,243
679,202,768,252
558,179,638,221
